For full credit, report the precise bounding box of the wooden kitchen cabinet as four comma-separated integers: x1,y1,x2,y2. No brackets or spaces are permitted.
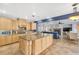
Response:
0,17,30,46
12,35,19,43
0,35,19,46
0,36,6,46
19,34,53,55
6,35,19,45
29,22,36,30
19,39,32,55
0,17,21,30
48,35,53,46
11,20,18,30
0,36,12,46
26,23,30,30
0,17,13,30
31,22,36,30
16,18,31,30
17,19,27,27
34,38,42,55
0,17,32,30
41,38,47,51
5,36,12,44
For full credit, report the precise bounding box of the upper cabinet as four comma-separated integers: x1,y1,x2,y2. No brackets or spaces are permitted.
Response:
0,17,18,30
17,19,36,31
31,22,36,30
0,17,36,31
17,19,27,26
16,18,30,30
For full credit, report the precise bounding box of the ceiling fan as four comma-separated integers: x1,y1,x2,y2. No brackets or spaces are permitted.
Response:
72,3,78,6
72,3,79,12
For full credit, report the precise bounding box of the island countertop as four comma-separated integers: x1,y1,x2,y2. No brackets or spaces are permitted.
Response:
19,33,49,41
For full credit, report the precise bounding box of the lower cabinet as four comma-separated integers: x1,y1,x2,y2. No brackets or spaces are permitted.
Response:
41,38,47,51
0,36,6,46
0,35,19,46
19,39,32,55
12,35,19,43
33,38,42,55
19,39,26,54
19,35,53,55
5,36,12,44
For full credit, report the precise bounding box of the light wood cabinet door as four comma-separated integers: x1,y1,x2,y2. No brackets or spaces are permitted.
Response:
32,22,36,30
0,17,18,30
46,36,50,47
19,39,26,54
46,35,53,47
12,20,18,30
0,18,12,30
18,19,27,26
49,35,53,45
34,39,42,55
5,36,12,44
19,39,31,55
12,35,19,43
0,36,6,46
26,23,30,30
41,38,47,51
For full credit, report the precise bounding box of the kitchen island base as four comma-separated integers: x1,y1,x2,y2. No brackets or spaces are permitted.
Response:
19,34,53,55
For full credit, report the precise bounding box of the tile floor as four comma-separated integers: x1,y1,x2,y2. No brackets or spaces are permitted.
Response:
0,39,79,55
44,39,79,55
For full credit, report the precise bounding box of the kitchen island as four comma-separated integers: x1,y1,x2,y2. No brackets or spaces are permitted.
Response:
19,33,53,55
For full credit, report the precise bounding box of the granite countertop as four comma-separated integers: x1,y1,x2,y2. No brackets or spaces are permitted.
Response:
19,34,46,41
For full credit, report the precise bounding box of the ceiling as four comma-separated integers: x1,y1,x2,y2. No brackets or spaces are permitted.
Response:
0,3,79,22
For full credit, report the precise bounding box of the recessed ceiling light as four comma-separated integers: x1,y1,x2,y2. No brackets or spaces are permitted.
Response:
2,10,6,14
0,9,6,14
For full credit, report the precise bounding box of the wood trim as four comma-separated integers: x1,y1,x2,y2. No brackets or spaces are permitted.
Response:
0,41,18,47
